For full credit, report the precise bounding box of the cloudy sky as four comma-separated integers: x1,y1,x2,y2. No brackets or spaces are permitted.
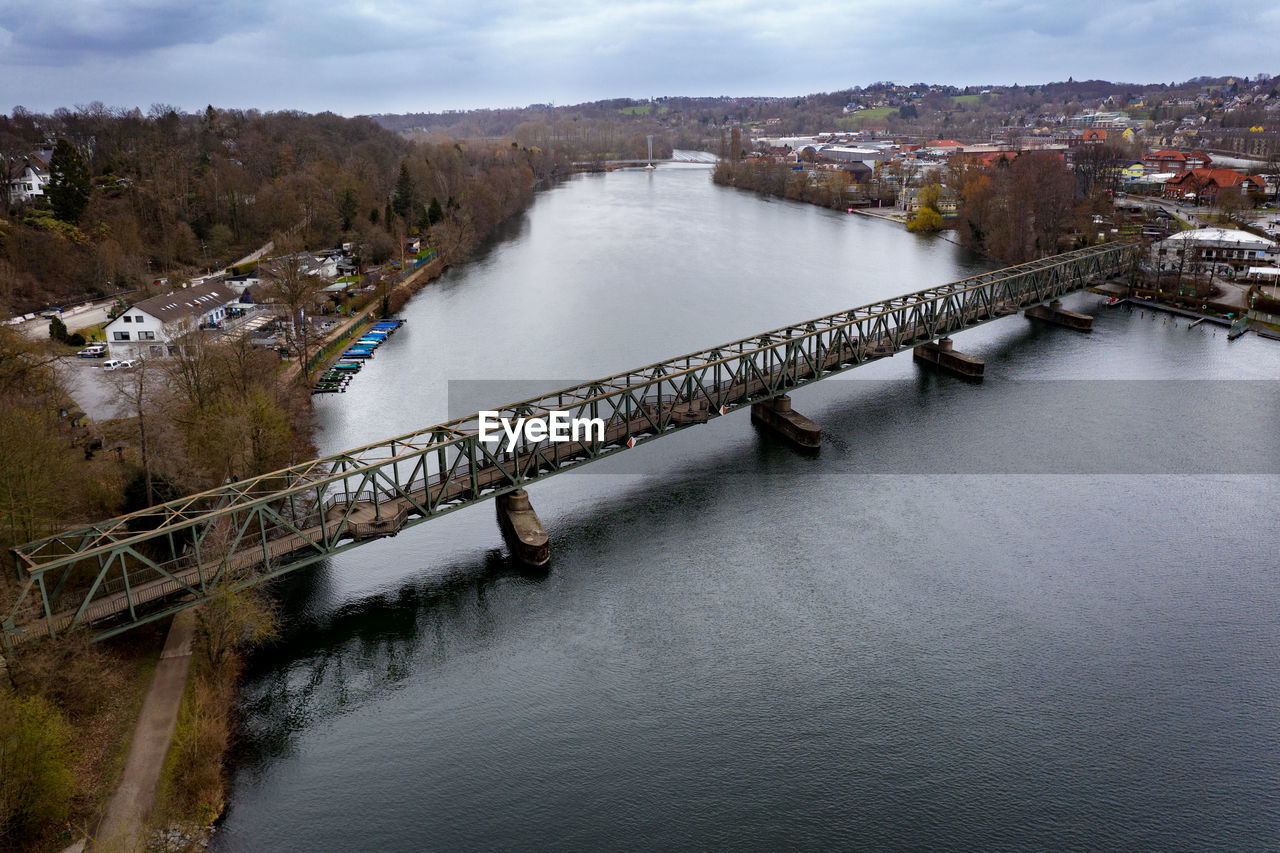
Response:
1,0,1277,116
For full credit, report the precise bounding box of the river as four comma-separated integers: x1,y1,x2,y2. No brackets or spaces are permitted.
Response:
213,165,1280,851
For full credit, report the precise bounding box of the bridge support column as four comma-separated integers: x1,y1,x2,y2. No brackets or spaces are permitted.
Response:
1025,299,1093,331
913,337,984,378
751,395,821,449
496,489,550,567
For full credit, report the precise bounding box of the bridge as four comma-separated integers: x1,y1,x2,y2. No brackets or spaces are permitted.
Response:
2,242,1136,646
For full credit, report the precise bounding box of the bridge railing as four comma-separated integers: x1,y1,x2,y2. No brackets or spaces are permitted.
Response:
3,242,1136,644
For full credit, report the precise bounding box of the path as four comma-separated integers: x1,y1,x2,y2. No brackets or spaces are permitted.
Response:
93,612,195,853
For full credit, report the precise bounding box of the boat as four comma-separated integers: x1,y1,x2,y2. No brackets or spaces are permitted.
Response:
1104,296,1122,307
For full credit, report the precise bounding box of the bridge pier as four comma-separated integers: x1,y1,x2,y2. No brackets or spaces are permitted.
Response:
751,395,821,449
496,489,550,567
1025,299,1093,331
913,337,984,378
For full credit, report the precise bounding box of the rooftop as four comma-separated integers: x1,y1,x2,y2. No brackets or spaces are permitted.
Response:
1161,228,1277,249
128,281,236,324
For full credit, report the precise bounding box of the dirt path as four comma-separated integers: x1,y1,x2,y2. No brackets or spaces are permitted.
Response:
93,612,195,852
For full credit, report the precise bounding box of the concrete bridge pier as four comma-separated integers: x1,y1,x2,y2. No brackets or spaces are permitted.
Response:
913,337,984,378
496,489,550,567
751,395,821,449
1025,299,1093,331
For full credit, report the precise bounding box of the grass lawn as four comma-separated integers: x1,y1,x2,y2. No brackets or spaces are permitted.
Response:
952,94,983,105
74,321,108,341
846,106,896,122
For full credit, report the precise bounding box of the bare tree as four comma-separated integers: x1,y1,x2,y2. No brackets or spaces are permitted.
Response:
108,357,163,506
163,316,220,414
263,246,326,379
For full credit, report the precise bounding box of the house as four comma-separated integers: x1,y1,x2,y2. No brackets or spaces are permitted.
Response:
901,186,959,215
223,273,262,295
7,154,50,204
923,140,963,156
1150,228,1277,276
1163,169,1266,203
1082,129,1108,145
1143,149,1211,175
103,281,245,359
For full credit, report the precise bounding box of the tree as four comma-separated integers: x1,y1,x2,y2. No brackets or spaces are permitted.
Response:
0,402,75,550
194,584,277,668
47,139,90,224
264,248,326,378
338,188,359,232
47,316,67,342
0,691,76,840
427,196,444,225
108,356,164,506
392,162,415,222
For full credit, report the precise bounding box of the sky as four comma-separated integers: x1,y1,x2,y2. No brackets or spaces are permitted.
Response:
1,0,1278,116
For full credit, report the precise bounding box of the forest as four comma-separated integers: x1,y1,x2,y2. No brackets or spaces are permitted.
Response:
1,105,573,314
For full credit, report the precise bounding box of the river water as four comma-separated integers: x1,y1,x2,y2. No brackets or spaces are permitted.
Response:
214,165,1280,851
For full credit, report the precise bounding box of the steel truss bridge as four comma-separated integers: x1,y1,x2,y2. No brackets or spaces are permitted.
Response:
3,242,1135,646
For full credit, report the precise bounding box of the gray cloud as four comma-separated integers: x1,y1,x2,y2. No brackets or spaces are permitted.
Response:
0,0,1275,114
2,0,268,58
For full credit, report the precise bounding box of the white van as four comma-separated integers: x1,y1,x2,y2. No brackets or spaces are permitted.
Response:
78,345,107,358
102,359,125,370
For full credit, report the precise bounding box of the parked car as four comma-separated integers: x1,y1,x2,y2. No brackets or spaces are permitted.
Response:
77,345,107,358
101,359,127,370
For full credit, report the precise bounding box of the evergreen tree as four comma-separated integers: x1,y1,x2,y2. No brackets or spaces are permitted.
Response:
338,188,359,232
427,196,444,225
392,163,415,221
47,140,90,224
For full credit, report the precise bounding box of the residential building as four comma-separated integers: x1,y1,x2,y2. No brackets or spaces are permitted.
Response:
102,281,245,359
6,154,50,204
1143,149,1212,175
1150,228,1277,276
1163,169,1266,202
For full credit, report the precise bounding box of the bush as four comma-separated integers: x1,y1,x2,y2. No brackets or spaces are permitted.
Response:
0,690,77,841
162,669,232,826
67,333,86,347
908,207,945,232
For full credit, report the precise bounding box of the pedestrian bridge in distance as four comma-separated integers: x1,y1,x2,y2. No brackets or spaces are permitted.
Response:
2,242,1136,646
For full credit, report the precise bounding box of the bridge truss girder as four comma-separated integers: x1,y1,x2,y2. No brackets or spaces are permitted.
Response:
2,242,1135,645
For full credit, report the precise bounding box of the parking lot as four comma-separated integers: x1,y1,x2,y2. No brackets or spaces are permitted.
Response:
64,355,131,423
